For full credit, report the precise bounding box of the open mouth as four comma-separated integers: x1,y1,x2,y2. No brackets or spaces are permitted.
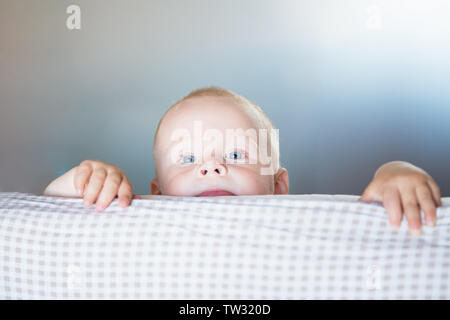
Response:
196,189,235,197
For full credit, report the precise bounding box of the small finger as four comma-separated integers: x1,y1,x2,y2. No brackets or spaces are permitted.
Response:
382,187,403,231
359,187,373,203
117,177,133,208
416,185,437,227
74,163,93,195
359,183,382,203
427,179,442,206
400,187,422,235
95,172,123,211
83,167,107,207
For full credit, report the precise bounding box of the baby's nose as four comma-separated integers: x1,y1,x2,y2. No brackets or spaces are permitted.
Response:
198,161,227,176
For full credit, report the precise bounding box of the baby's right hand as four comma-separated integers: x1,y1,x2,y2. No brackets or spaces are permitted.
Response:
74,160,134,211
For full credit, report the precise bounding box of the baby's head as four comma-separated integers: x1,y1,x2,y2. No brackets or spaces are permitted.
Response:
151,87,289,196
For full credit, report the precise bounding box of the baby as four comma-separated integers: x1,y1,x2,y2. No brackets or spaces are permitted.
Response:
44,87,442,235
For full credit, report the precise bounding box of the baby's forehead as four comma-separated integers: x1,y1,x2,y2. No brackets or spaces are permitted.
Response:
156,97,263,142
171,96,258,123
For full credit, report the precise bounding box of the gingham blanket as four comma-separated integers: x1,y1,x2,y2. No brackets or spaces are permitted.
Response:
0,192,449,299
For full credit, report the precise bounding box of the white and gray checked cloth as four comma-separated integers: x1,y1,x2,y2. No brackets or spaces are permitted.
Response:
0,192,449,299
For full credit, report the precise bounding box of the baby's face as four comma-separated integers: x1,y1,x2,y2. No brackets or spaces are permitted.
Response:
152,96,288,196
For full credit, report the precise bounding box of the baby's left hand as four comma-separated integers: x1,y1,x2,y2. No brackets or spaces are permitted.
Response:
359,161,442,235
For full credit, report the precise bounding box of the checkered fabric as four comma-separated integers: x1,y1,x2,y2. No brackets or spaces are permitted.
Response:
0,192,449,299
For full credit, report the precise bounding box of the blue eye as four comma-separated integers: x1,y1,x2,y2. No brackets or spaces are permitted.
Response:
181,155,196,164
226,151,245,160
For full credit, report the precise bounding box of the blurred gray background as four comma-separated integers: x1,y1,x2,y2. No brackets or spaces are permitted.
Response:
1,0,449,196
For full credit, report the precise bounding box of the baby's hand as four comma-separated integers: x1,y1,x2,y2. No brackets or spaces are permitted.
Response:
44,159,134,212
359,161,442,235
74,160,134,211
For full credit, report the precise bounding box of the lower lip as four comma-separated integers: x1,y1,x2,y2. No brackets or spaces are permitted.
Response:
197,190,234,197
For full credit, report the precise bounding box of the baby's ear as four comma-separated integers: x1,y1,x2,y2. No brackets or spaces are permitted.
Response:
274,168,289,195
150,178,162,195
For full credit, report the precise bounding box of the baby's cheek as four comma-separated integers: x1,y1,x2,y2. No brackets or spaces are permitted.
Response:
163,171,197,196
229,167,274,195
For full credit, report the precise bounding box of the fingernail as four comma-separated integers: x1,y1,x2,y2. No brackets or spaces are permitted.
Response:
77,188,83,195
426,218,436,227
390,224,399,232
119,198,129,207
96,204,104,212
409,228,422,236
83,199,90,206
